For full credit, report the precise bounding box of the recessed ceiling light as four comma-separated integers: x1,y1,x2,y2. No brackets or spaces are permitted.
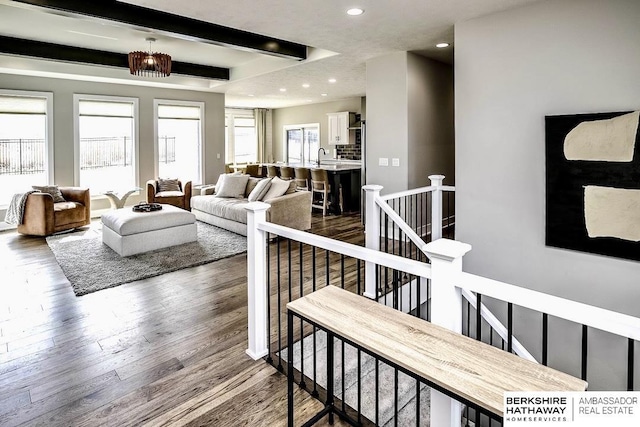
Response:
328,78,337,83
302,83,310,88
436,42,450,48
321,93,328,97
279,88,287,92
248,94,255,97
347,8,364,16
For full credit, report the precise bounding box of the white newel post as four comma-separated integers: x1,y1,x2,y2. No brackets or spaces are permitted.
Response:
363,185,383,299
245,202,270,360
424,238,472,427
429,174,445,241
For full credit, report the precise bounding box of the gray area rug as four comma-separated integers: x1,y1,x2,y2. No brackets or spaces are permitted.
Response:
46,221,246,296
281,330,431,426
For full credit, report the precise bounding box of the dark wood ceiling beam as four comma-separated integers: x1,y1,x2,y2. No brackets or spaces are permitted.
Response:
12,0,308,60
0,35,230,80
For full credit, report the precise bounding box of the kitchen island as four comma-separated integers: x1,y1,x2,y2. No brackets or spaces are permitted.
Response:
262,162,362,214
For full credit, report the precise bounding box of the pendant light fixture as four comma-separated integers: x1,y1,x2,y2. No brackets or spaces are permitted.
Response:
128,37,171,77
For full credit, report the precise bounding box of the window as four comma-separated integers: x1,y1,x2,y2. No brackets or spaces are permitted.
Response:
0,90,53,206
225,109,257,164
284,124,319,164
74,95,138,193
154,100,204,185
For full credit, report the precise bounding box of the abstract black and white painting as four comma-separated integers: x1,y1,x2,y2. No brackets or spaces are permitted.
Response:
546,110,640,261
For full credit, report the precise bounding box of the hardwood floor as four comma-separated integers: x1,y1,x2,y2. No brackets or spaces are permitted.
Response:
0,213,363,426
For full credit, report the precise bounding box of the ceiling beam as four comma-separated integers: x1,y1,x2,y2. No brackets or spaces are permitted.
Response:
0,35,230,80
12,0,308,60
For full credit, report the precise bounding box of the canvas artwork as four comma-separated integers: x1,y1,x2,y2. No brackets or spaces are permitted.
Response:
546,110,640,261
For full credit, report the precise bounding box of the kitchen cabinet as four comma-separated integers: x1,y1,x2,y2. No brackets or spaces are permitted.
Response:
327,112,355,145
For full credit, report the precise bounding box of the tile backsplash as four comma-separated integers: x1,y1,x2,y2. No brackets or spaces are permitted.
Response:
336,129,362,160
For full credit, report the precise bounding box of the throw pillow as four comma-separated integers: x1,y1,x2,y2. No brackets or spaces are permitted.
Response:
216,174,250,198
214,172,241,195
157,178,181,192
262,176,291,202
248,178,272,202
245,177,262,197
32,185,65,203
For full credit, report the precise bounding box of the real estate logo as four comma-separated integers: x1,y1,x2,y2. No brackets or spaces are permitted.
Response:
504,392,640,426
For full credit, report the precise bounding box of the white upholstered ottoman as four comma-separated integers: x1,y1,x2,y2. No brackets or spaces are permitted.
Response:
101,204,197,256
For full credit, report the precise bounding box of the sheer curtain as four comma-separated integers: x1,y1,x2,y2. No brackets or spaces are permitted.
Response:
254,108,268,163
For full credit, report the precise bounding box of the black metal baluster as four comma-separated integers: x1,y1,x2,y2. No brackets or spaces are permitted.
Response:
507,303,513,353
325,250,330,287
340,254,345,289
476,293,482,341
341,340,346,413
287,311,294,427
375,358,380,426
394,368,399,427
287,239,292,303
277,238,283,371
582,324,588,381
266,237,272,364
628,338,635,391
299,242,306,390
542,313,548,366
416,380,420,426
357,348,362,424
327,332,335,424
357,259,362,295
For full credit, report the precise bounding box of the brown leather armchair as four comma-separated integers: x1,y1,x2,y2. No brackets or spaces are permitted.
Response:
18,187,91,236
146,179,192,211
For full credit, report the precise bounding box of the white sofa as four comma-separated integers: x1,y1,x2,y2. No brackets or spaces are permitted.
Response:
191,175,312,236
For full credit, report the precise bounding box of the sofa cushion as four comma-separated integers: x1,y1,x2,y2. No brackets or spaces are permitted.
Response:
33,185,66,203
216,174,250,198
54,202,87,226
248,178,272,202
156,190,184,197
285,180,297,194
262,177,291,202
191,196,249,224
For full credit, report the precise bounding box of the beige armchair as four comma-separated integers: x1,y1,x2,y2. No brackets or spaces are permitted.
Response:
146,179,192,211
18,187,91,236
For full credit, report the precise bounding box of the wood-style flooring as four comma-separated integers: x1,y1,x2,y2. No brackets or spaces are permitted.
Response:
0,213,364,426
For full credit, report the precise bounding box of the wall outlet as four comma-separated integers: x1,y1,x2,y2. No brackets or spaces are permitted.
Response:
378,157,389,166
216,153,221,159
392,158,400,167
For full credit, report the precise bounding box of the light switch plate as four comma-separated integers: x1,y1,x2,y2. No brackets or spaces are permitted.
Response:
379,157,389,166
392,158,400,167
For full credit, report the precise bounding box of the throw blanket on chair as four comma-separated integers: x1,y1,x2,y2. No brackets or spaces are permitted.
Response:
5,190,36,225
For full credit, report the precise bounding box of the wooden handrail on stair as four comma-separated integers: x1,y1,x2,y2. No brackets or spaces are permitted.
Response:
286,286,587,425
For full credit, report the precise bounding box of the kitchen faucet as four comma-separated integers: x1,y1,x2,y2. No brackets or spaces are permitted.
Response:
317,147,327,165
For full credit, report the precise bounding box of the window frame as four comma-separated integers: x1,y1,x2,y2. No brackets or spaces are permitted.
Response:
283,123,320,164
225,108,257,165
0,89,54,192
73,94,140,191
153,99,205,185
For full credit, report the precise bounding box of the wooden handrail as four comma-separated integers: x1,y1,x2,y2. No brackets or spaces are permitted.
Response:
287,286,587,417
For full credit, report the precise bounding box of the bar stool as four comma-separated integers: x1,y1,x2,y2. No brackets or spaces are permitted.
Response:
267,165,279,178
311,169,343,216
294,167,310,191
279,166,295,181
245,164,260,177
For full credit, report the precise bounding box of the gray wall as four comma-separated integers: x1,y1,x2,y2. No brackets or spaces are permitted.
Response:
455,1,640,389
366,52,454,195
0,73,225,213
407,54,455,188
272,98,362,162
455,0,640,316
365,52,409,194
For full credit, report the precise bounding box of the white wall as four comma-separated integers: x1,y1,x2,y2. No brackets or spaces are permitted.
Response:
455,0,640,315
0,73,225,215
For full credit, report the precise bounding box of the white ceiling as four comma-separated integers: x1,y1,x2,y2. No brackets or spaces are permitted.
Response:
0,0,543,109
